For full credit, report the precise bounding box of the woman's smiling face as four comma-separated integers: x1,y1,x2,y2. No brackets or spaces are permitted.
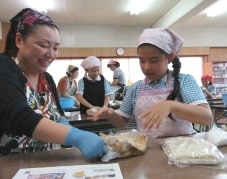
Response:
16,25,60,74
137,44,170,81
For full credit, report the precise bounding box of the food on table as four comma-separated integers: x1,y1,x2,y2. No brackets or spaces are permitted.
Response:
100,132,147,158
162,136,224,165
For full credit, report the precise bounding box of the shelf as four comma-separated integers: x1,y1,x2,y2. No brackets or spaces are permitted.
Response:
212,62,227,94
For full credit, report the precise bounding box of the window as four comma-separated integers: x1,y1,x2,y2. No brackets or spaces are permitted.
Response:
47,59,84,86
47,57,203,87
171,57,203,86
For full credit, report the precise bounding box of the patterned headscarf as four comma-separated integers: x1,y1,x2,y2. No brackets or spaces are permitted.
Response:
80,56,101,69
10,8,57,32
137,28,184,57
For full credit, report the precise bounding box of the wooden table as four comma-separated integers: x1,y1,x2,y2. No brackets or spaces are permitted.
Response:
209,104,227,124
1,137,227,179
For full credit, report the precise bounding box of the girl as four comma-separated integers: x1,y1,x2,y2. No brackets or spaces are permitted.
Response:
201,75,216,98
107,59,126,101
91,28,213,138
76,56,113,114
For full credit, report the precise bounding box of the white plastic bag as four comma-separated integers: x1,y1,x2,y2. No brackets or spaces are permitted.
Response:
207,125,227,147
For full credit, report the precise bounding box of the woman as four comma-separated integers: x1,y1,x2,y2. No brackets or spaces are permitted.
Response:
57,65,80,106
76,56,113,114
201,75,216,98
107,59,126,101
91,28,213,138
0,8,106,160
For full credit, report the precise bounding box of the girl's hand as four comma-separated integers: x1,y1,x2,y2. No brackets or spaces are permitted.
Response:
203,89,208,93
138,101,172,131
90,107,114,121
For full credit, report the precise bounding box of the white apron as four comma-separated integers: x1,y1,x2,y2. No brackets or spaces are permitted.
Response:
67,78,77,96
135,73,196,138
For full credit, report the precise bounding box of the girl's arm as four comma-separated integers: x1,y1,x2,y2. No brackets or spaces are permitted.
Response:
103,95,110,107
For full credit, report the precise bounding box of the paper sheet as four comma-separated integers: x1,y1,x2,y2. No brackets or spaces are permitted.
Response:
13,163,123,179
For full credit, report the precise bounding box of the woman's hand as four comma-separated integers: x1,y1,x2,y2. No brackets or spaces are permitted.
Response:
90,107,114,121
137,101,172,131
65,127,107,161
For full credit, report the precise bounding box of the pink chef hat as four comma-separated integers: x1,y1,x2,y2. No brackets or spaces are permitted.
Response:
108,59,118,65
201,75,212,81
137,28,184,57
80,56,101,69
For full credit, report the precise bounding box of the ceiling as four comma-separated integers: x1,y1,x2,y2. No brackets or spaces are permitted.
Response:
0,0,226,28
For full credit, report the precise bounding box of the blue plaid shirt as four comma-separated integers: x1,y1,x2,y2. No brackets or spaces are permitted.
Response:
116,72,207,121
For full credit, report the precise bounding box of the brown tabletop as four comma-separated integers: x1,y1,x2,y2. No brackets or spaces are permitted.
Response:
1,138,227,179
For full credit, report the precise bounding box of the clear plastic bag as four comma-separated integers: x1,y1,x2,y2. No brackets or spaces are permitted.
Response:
162,136,224,166
207,125,227,147
100,132,148,162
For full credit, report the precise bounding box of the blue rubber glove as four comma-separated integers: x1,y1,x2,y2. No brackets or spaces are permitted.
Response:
65,128,107,160
58,117,71,126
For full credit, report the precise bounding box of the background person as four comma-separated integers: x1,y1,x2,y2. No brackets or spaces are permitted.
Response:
201,75,217,98
0,8,106,160
76,56,113,114
57,65,80,106
107,59,126,101
91,28,213,137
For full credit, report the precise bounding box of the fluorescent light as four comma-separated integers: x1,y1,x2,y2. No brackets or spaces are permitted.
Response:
129,0,153,15
206,0,227,17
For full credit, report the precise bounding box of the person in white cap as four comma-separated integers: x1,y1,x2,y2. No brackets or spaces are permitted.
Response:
76,56,113,114
57,65,80,106
107,59,126,101
91,28,213,137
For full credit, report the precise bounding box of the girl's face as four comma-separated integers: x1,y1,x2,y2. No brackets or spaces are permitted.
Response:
16,25,60,74
137,45,170,81
202,80,210,87
87,66,100,79
109,64,116,71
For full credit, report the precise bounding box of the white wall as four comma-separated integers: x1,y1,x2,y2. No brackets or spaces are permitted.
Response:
173,27,227,47
58,25,227,48
58,25,146,47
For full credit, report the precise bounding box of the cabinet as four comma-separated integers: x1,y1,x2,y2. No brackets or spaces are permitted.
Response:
213,62,227,93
